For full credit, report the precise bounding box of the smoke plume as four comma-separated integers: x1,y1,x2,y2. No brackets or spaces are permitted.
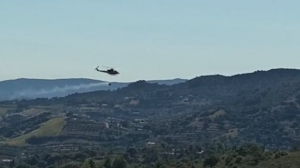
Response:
9,82,109,100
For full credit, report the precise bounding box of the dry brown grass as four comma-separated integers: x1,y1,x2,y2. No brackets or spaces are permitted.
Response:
6,117,65,146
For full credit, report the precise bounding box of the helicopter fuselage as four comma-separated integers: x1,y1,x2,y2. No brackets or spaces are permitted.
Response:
98,69,119,75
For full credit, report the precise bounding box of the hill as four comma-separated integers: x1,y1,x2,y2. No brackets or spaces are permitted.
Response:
16,68,300,147
1,68,300,167
0,78,186,101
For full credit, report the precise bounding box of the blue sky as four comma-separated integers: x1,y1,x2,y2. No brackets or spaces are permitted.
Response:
1,0,300,82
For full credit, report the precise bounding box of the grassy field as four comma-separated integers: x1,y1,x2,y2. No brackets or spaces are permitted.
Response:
22,108,48,116
6,117,65,146
0,107,14,116
0,107,14,122
209,110,226,121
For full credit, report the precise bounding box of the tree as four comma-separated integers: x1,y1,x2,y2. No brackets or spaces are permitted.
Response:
9,160,15,168
225,156,233,165
46,154,63,165
30,156,38,165
126,148,138,158
89,159,96,168
61,164,80,168
203,155,218,168
37,161,47,168
103,158,111,168
15,164,32,168
203,122,209,130
84,150,98,157
235,156,243,164
112,157,127,168
155,162,163,168
121,121,129,128
81,159,91,168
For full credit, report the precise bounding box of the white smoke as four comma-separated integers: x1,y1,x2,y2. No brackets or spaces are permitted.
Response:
9,82,109,100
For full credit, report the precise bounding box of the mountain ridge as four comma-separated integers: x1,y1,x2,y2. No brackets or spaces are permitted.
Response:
0,78,187,101
49,68,300,148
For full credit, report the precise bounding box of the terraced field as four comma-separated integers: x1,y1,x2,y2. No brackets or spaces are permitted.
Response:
5,117,65,146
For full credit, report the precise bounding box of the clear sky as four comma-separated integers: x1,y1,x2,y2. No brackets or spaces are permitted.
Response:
1,0,300,82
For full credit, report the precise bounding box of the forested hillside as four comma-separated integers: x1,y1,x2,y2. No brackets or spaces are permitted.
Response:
1,69,300,168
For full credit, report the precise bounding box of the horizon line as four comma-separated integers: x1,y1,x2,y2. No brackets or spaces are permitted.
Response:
1,67,299,83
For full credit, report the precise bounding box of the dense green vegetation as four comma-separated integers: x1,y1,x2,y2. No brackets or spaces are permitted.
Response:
1,143,300,168
1,69,300,167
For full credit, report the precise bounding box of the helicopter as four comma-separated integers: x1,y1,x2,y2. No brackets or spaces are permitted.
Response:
95,66,119,75
95,66,119,86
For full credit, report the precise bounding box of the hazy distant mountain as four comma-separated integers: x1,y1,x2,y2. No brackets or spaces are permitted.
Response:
147,78,187,85
0,78,186,101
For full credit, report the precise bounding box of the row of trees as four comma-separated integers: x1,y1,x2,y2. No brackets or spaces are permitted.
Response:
61,157,127,168
3,142,297,168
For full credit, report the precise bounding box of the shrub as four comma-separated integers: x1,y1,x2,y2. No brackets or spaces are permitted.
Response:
235,156,243,164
